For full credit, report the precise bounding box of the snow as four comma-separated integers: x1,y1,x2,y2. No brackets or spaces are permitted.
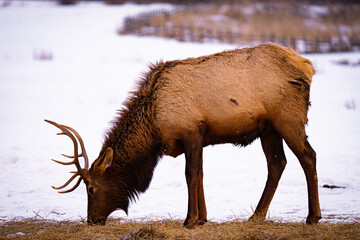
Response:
1,1,359,224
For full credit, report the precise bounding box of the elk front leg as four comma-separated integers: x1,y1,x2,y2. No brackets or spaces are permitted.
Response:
197,157,207,225
183,134,205,229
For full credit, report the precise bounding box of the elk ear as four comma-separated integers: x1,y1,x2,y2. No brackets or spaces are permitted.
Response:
97,147,114,172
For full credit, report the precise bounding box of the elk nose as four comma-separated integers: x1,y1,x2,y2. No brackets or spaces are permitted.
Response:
87,217,94,226
87,217,106,226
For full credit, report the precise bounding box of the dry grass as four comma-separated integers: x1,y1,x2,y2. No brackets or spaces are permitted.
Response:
1,218,360,240
120,1,360,45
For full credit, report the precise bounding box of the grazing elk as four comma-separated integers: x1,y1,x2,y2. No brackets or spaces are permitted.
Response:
46,43,321,228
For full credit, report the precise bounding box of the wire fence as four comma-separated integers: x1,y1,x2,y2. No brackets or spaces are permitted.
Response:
120,10,360,53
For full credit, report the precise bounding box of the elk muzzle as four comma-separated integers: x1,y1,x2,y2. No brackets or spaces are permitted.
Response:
87,216,107,226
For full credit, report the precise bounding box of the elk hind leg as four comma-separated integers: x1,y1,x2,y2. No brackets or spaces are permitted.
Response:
275,121,321,224
250,125,287,221
297,140,321,224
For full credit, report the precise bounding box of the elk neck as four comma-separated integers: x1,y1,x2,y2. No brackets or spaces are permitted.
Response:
98,66,166,200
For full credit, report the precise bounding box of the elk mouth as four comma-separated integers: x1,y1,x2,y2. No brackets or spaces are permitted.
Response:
87,217,107,226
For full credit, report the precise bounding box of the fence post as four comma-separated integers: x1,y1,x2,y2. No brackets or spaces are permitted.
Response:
235,32,242,45
188,27,195,42
270,33,277,43
226,31,232,43
217,30,224,42
290,37,296,49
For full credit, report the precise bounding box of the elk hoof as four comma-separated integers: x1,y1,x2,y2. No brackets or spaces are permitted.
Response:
306,215,322,224
248,214,266,222
184,223,196,229
184,219,207,229
196,219,208,226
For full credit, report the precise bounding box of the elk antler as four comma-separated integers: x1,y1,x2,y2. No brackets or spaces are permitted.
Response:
45,120,89,193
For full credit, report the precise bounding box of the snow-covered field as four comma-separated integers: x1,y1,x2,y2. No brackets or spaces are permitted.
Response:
1,1,359,224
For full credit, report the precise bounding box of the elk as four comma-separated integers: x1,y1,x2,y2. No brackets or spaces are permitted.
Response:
46,43,321,228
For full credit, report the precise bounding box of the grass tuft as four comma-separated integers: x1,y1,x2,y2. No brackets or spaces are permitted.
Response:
1,217,360,239
124,225,167,240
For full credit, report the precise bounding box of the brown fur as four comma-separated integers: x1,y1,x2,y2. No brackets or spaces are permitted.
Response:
60,43,321,227
154,43,314,155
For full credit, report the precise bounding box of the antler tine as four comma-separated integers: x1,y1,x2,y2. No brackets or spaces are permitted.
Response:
45,119,89,194
51,172,79,190
45,120,82,171
50,154,84,166
57,177,83,194
52,158,77,165
61,125,89,170
61,153,84,158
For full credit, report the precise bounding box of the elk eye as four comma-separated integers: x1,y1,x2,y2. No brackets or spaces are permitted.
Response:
89,187,94,195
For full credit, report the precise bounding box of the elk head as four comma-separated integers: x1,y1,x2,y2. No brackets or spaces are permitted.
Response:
45,120,127,225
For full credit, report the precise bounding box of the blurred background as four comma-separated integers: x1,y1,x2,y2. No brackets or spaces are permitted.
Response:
118,0,360,53
3,0,360,53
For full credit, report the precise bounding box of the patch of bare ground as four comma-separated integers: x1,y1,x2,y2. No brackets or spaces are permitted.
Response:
1,218,360,240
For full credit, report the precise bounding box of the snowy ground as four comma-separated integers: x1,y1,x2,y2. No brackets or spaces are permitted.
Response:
0,1,359,224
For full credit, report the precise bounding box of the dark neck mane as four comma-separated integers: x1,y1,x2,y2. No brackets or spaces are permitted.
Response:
100,62,167,201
